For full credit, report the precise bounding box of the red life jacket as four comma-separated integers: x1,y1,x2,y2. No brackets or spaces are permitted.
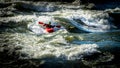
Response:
45,27,54,33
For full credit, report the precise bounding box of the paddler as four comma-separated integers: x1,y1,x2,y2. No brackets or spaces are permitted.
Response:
38,21,61,33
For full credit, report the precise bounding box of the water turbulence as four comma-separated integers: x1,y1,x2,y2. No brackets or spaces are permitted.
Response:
28,9,118,34
0,1,120,67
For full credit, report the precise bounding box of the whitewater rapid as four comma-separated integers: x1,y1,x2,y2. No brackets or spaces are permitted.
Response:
2,8,118,33
1,6,120,61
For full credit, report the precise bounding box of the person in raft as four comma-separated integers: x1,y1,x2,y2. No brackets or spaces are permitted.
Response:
38,21,62,33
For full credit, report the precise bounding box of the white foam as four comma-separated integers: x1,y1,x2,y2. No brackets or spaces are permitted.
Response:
12,32,99,60
1,4,120,61
3,8,114,33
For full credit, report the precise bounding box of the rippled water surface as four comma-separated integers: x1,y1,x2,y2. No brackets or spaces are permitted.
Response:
0,2,120,68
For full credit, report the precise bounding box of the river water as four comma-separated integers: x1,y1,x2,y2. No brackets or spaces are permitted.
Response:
0,2,120,68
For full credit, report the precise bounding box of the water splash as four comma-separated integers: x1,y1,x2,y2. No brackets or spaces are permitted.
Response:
1,4,120,61
10,31,99,60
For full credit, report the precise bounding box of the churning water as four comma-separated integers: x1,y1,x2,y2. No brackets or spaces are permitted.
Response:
0,2,120,67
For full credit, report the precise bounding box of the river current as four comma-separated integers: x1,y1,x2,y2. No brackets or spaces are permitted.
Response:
0,2,120,67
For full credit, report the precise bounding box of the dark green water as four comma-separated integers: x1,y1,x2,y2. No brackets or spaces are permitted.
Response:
0,1,120,68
